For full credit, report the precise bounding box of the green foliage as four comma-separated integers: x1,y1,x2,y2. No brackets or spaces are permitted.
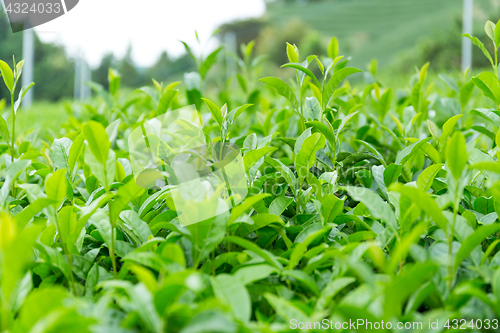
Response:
2,21,500,333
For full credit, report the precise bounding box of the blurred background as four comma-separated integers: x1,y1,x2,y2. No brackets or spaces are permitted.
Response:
0,0,499,103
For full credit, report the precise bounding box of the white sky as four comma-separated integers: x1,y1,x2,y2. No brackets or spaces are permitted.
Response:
33,0,266,67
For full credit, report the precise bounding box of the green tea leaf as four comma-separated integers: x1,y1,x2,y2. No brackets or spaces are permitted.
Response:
0,115,10,147
233,264,278,285
321,194,344,222
108,68,120,95
335,111,359,141
282,63,319,86
345,186,398,233
0,60,14,92
259,77,299,109
304,96,322,120
388,223,427,272
110,179,145,225
89,209,113,249
395,138,431,165
305,120,335,146
495,19,500,47
286,42,299,63
265,156,297,192
323,67,361,107
383,164,402,187
244,146,277,172
0,160,30,206
83,121,110,165
68,133,85,176
264,293,309,324
51,138,71,171
384,263,437,319
440,114,462,148
417,164,444,192
237,213,284,236
472,71,500,106
200,46,222,79
460,81,475,107
446,131,467,180
225,104,253,125
390,183,448,232
13,83,34,114
463,34,494,67
119,210,152,244
356,139,387,167
295,132,325,180
327,37,339,60
282,269,320,296
58,206,84,254
202,98,223,128
492,267,500,302
15,198,54,229
211,274,251,322
316,277,355,311
45,169,67,206
85,146,115,191
455,224,500,270
294,127,312,155
229,193,271,224
180,310,236,333
224,236,282,269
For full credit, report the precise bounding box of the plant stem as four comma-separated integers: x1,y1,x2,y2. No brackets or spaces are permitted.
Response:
10,92,14,162
110,224,117,279
211,249,216,276
448,193,460,290
61,241,78,296
494,48,498,78
108,208,118,279
55,214,78,295
298,80,305,132
296,187,301,215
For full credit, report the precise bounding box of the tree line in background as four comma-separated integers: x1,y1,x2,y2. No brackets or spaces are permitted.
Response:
0,2,498,103
0,13,196,103
0,13,74,102
219,5,497,74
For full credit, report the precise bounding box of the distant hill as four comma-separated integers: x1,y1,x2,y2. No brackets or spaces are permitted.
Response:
266,0,494,68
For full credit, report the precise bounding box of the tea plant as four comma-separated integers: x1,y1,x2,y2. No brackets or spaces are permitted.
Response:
1,20,500,333
0,58,34,162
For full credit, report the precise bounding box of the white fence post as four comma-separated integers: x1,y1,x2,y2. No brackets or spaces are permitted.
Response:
80,59,91,100
74,56,81,100
74,53,91,101
225,31,237,79
461,0,473,72
22,28,34,107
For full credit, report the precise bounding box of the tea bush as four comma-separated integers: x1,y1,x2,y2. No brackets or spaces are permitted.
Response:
1,20,500,333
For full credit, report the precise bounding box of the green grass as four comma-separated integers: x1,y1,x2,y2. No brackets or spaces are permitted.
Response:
15,101,69,137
